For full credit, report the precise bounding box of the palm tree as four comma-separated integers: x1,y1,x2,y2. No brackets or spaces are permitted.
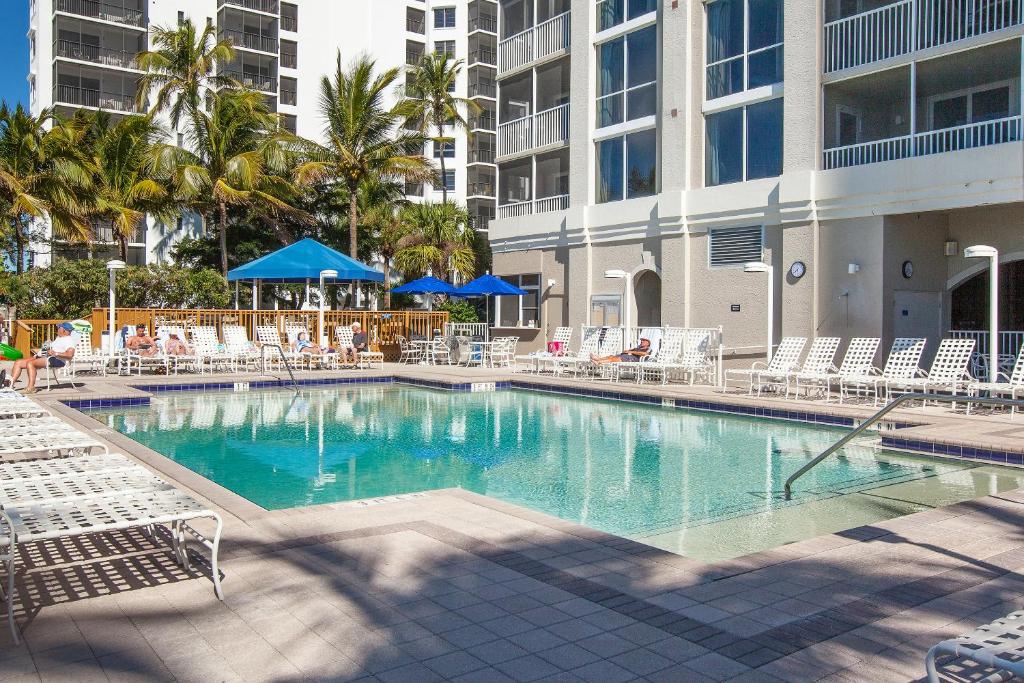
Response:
81,112,179,261
0,104,91,273
401,53,480,203
296,53,434,260
363,202,409,309
160,89,308,275
136,18,237,129
395,202,476,284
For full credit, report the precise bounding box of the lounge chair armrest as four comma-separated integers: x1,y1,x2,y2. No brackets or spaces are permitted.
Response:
749,361,769,370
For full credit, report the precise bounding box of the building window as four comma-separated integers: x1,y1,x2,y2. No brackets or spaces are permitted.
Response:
433,141,455,158
434,40,456,58
705,97,782,186
282,114,297,134
280,76,297,106
281,40,297,69
176,132,184,147
597,24,657,128
708,226,763,267
493,274,541,327
591,294,622,326
706,0,783,100
433,7,456,28
281,3,298,32
439,169,455,191
177,10,184,25
597,128,657,203
597,0,657,32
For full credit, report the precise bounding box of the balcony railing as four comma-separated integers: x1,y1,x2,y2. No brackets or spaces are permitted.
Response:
222,69,277,93
469,15,498,33
497,103,569,158
219,28,278,53
497,194,569,219
91,220,144,244
54,0,144,28
219,0,279,13
469,47,497,66
281,51,296,69
54,39,138,69
467,181,495,195
824,0,1023,72
823,114,1022,169
280,86,296,105
56,84,136,111
468,80,497,98
406,50,424,66
407,16,425,33
468,149,496,164
498,11,570,76
281,15,296,31
470,113,496,130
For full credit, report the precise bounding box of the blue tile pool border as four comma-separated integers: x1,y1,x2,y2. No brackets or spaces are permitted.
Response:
59,375,1022,469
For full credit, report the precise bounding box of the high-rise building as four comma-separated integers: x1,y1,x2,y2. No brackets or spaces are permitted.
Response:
27,0,498,266
489,0,1023,356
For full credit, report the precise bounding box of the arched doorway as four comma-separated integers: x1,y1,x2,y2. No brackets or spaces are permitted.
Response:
950,259,1024,331
634,270,662,327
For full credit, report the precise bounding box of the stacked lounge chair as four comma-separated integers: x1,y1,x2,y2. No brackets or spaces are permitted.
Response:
967,347,1024,415
755,337,840,396
840,338,926,405
724,337,807,395
789,337,880,400
882,338,975,404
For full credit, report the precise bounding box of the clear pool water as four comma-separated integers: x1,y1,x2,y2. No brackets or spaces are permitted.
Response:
87,385,1024,561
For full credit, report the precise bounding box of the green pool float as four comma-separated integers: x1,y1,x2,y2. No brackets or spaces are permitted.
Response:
0,343,22,361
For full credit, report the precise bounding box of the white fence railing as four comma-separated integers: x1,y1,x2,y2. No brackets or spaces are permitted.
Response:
497,194,569,219
497,104,570,158
823,115,1021,169
825,0,1023,72
445,322,490,340
950,330,1024,378
498,10,570,75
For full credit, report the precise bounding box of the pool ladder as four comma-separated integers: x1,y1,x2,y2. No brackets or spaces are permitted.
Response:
784,393,1023,500
260,343,300,393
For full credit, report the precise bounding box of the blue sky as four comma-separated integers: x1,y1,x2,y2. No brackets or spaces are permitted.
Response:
0,2,30,108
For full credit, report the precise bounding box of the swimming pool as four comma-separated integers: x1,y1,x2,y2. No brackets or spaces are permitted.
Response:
86,384,1024,561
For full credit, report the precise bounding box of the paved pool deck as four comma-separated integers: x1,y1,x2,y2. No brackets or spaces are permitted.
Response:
2,365,1023,682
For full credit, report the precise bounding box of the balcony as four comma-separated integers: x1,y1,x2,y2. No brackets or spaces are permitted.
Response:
497,195,568,218
218,0,279,13
497,103,569,158
469,47,497,66
470,15,498,33
405,182,424,197
222,69,277,93
54,0,144,28
55,84,136,111
407,15,425,34
219,28,278,54
468,149,496,164
468,78,497,99
54,39,139,70
467,180,495,196
498,11,570,76
470,111,496,130
91,219,144,244
824,0,1023,73
281,15,296,32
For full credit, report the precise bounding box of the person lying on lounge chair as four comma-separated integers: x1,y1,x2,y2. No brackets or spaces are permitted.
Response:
590,338,651,365
126,324,160,357
4,322,77,393
164,333,191,356
293,331,328,355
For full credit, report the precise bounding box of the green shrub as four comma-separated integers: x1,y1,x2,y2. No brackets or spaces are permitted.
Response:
437,298,479,323
0,260,230,318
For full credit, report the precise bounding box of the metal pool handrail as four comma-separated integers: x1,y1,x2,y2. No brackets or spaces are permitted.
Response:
784,393,1024,500
260,343,299,393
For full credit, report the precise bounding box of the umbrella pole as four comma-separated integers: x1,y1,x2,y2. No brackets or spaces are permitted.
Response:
486,296,490,341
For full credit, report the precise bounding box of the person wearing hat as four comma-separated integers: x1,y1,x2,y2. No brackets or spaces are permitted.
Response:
3,322,78,394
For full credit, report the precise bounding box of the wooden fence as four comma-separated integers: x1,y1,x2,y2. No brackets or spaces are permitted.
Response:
12,308,449,362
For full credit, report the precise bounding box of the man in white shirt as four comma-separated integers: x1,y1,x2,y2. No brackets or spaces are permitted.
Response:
4,322,78,394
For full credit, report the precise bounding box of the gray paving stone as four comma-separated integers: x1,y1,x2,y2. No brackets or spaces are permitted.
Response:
683,652,752,681
376,662,445,683
575,631,637,658
609,646,676,676
442,623,501,649
423,651,489,678
508,628,567,653
466,639,532,666
535,642,603,670
481,614,537,638
546,618,605,642
568,659,636,683
494,654,563,682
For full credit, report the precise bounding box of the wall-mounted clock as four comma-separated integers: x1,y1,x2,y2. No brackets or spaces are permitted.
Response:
902,260,914,279
789,261,806,279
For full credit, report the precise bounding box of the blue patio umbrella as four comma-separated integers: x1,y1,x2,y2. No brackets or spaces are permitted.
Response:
453,274,527,327
392,276,458,311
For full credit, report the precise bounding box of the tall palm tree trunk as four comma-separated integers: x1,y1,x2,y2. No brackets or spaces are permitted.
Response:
383,260,392,309
118,233,128,262
13,218,25,275
218,201,229,276
436,113,449,204
348,180,359,258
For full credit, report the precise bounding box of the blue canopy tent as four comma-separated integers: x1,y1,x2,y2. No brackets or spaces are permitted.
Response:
453,274,527,338
226,238,384,310
392,276,458,312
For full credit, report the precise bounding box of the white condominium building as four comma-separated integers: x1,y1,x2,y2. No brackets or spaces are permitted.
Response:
489,0,1023,361
27,0,498,265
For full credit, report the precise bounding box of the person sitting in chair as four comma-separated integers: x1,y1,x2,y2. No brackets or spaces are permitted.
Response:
293,331,326,355
590,338,651,365
4,322,78,393
126,324,159,357
340,322,367,365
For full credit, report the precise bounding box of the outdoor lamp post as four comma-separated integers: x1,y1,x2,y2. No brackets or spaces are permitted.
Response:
743,261,774,363
964,245,999,381
604,270,631,343
319,269,338,347
106,260,126,357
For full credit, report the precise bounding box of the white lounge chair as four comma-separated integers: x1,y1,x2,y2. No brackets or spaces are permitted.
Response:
516,327,573,373
926,610,1024,683
725,337,807,394
0,452,136,480
755,337,840,396
545,327,602,376
118,329,171,376
612,328,676,383
839,337,926,405
396,335,422,364
789,337,880,400
223,325,260,371
883,338,975,404
641,328,718,386
0,431,109,456
584,327,624,377
0,416,66,433
967,347,1024,415
0,471,224,643
68,334,112,378
0,397,50,419
191,326,235,374
255,325,285,370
